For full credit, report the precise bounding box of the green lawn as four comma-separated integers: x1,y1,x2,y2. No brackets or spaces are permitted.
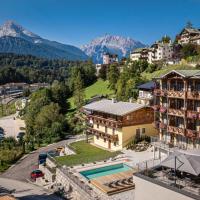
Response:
142,64,193,81
55,141,120,166
68,79,114,109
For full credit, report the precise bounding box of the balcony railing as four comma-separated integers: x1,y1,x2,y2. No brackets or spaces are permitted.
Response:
87,127,119,142
167,125,185,136
167,90,185,98
154,89,161,96
168,108,185,117
87,115,123,128
185,129,197,138
187,110,199,119
187,91,200,100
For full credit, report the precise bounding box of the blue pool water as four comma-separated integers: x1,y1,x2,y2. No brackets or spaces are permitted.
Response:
80,163,132,180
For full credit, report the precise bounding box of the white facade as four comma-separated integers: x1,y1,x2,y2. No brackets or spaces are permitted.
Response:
149,41,173,63
130,42,173,64
103,53,118,64
130,52,141,61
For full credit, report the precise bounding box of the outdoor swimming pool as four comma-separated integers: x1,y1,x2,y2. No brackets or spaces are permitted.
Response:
80,163,132,180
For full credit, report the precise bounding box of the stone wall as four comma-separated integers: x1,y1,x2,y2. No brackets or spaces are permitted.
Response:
55,167,98,200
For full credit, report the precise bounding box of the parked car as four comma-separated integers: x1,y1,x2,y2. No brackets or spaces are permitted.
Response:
47,150,59,157
0,134,4,141
38,153,47,165
56,146,64,152
30,169,44,180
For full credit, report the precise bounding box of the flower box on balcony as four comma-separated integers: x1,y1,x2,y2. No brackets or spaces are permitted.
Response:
152,105,160,111
186,129,196,138
160,107,167,113
160,123,167,129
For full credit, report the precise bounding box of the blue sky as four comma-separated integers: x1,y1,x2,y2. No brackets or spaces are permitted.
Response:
0,0,200,47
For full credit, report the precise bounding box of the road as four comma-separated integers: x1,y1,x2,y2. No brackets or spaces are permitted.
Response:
0,136,84,182
0,177,62,200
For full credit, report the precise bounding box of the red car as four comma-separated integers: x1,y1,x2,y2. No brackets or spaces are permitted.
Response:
30,169,44,180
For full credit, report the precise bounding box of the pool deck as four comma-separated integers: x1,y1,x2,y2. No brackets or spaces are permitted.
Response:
91,170,135,195
74,159,132,173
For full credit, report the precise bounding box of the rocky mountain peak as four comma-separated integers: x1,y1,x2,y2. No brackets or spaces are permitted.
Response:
0,20,40,39
81,34,145,63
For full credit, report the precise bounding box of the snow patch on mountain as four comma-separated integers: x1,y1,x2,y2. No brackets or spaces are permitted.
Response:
81,34,146,63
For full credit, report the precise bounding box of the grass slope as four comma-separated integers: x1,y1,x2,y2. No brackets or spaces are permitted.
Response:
56,141,120,166
142,64,193,81
69,79,114,109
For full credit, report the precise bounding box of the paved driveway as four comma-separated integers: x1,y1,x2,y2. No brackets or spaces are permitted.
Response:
0,136,85,182
0,177,62,200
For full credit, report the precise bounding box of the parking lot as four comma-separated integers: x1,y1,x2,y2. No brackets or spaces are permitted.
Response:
0,114,25,139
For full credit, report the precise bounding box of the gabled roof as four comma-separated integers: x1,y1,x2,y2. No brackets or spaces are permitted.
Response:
83,99,145,116
180,28,200,35
138,81,155,90
159,70,200,79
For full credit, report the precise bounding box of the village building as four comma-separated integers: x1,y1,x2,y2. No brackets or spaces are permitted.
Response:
137,81,155,106
103,53,118,65
130,48,149,62
177,27,200,45
130,41,173,64
83,99,157,151
149,41,173,63
153,70,200,151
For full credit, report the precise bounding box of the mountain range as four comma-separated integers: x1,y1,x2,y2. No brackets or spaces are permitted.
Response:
0,21,88,61
81,34,145,63
0,21,145,63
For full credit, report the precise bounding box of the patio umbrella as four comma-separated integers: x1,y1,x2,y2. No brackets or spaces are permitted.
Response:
160,150,200,176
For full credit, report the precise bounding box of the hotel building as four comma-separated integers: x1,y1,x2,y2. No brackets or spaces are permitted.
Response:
153,70,200,150
83,99,157,151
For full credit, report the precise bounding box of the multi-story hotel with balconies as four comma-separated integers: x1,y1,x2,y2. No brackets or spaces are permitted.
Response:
83,99,157,151
153,70,200,150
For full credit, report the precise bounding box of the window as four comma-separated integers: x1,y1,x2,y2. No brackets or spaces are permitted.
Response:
112,128,115,134
136,128,140,138
104,138,106,143
97,124,99,129
114,142,116,146
96,135,99,140
142,128,145,135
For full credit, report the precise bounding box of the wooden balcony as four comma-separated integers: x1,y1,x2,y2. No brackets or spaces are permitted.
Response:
168,108,185,117
154,89,161,96
159,122,167,129
187,91,200,100
187,110,199,119
152,105,160,111
167,126,185,136
87,127,119,142
185,129,197,138
167,90,185,99
87,115,123,128
153,89,167,97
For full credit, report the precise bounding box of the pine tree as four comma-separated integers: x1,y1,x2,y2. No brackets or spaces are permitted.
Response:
73,71,85,108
